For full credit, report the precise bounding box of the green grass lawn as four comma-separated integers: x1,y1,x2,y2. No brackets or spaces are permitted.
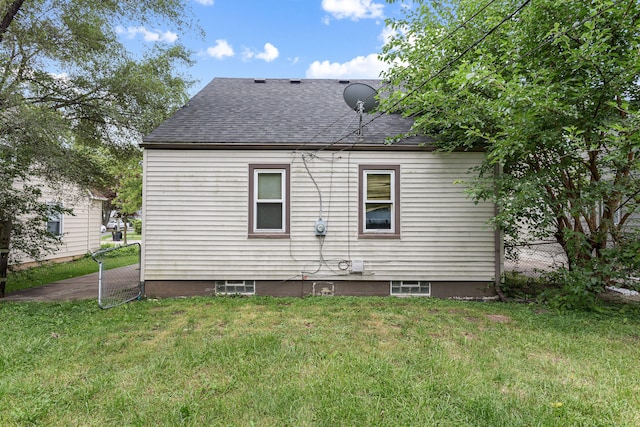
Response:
101,231,142,241
5,245,139,293
1,297,639,426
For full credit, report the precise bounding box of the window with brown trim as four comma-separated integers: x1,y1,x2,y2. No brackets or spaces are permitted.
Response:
248,164,290,238
359,165,400,238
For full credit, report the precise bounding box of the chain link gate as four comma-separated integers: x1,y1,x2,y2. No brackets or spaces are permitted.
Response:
91,243,142,309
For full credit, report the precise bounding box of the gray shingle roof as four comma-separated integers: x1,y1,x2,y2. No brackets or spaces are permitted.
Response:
141,78,435,149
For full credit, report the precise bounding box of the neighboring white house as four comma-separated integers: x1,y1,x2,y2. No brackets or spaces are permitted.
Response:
140,78,502,298
11,181,106,267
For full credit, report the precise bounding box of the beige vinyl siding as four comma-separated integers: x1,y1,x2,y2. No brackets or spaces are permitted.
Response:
52,196,103,259
142,149,496,282
622,210,640,231
11,183,103,264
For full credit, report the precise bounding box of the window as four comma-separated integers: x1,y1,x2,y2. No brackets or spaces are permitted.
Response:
249,164,290,237
359,165,400,238
215,280,255,295
47,202,63,236
391,281,431,296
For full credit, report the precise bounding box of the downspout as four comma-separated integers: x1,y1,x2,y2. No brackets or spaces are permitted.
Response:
86,193,91,254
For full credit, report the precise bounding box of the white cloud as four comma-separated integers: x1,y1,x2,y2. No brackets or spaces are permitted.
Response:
194,0,214,5
379,25,397,45
321,0,384,21
206,39,234,59
305,53,388,79
256,43,279,62
244,43,280,62
117,26,178,43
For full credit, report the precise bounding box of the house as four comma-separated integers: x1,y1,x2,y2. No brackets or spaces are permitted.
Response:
10,181,106,267
140,78,501,298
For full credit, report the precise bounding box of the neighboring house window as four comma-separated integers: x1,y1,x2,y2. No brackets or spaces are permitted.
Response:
359,165,400,238
249,164,290,237
391,281,431,296
47,202,63,236
215,280,255,295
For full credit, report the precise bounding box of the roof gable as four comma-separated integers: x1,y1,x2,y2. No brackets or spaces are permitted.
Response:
142,78,434,149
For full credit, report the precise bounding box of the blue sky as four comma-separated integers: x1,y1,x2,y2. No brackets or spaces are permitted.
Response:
116,0,408,95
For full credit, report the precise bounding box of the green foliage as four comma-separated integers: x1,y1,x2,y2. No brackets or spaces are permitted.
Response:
111,153,143,217
0,0,197,264
501,271,558,301
131,219,143,235
598,231,640,286
1,298,639,425
540,268,604,311
382,0,640,298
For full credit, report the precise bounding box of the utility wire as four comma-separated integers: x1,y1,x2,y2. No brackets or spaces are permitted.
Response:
356,0,616,143
301,152,323,218
293,0,502,152
470,1,618,87
350,0,533,146
312,0,532,153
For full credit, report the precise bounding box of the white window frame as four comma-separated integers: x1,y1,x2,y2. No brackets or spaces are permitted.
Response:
47,202,64,237
252,168,287,233
360,166,399,236
390,281,431,297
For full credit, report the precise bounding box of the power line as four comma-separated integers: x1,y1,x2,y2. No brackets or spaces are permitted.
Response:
313,0,532,152
353,0,532,143
294,0,502,151
471,1,618,87
359,0,617,141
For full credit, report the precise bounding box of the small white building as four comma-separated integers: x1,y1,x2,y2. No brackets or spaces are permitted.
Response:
140,78,502,298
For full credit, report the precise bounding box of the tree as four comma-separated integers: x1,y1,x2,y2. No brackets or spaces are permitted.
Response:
0,0,197,296
111,149,143,245
79,143,140,237
381,0,640,298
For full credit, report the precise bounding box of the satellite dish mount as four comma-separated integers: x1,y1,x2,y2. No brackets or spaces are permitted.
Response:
342,83,379,139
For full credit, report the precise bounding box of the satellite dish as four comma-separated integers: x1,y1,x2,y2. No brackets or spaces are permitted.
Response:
343,83,379,113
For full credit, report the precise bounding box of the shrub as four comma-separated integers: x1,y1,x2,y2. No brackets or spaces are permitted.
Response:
500,271,556,300
131,219,142,235
540,268,603,311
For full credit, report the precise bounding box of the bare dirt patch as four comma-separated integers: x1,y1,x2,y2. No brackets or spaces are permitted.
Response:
486,314,512,323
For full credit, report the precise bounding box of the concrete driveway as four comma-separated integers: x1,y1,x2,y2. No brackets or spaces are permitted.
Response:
1,266,137,302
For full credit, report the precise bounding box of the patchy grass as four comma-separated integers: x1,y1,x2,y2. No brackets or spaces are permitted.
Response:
1,297,639,426
6,246,139,293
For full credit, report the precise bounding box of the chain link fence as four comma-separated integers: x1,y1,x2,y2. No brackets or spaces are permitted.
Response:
504,241,568,277
503,240,640,302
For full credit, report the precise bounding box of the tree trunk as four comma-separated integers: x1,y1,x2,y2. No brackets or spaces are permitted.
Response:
0,220,11,298
123,216,128,245
0,0,25,43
